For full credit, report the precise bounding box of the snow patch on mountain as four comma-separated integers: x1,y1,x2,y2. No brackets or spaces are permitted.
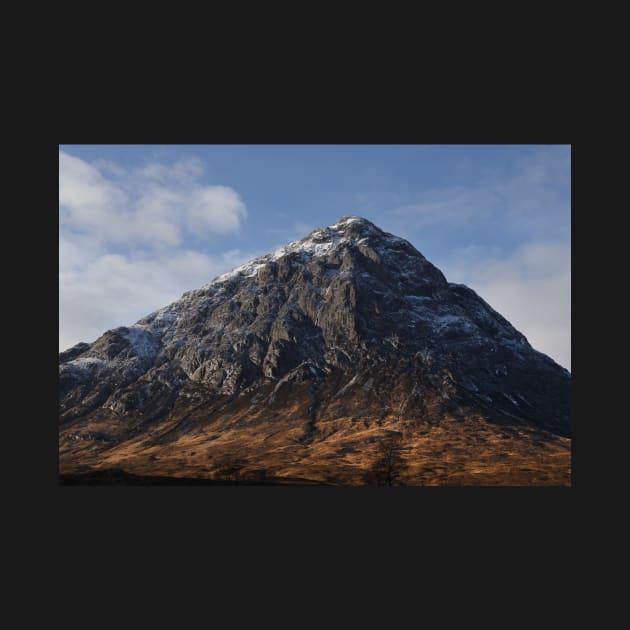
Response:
67,356,105,369
124,326,160,359
207,232,346,286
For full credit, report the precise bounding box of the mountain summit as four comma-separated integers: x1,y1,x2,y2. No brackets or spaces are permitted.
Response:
59,215,571,485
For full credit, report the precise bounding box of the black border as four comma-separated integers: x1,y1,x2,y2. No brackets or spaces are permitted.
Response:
39,91,582,566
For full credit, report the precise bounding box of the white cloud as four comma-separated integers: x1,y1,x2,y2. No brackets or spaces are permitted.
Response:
135,157,205,184
439,239,571,370
59,150,247,246
187,186,247,234
59,152,129,237
59,151,251,351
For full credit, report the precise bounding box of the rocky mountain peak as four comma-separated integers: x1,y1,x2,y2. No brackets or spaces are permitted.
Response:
59,216,571,485
194,214,420,291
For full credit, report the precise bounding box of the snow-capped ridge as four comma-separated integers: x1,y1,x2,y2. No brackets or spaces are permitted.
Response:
202,215,410,289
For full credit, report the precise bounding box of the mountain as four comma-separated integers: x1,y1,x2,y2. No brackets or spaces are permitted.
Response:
59,215,571,485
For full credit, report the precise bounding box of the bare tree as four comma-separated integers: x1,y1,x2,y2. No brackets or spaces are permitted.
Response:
362,434,407,486
248,469,269,483
213,455,247,482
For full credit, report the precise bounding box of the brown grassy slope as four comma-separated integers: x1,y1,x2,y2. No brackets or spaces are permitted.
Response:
59,389,571,486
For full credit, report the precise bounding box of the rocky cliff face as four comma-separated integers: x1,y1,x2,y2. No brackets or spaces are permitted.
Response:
59,216,571,485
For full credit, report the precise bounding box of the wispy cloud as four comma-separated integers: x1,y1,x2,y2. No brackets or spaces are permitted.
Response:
378,147,570,240
59,151,251,350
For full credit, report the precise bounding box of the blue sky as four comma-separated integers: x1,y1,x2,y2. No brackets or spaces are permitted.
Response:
59,144,571,369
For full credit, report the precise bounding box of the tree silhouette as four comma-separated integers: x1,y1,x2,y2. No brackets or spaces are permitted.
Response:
248,469,270,483
362,434,406,486
213,455,247,482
